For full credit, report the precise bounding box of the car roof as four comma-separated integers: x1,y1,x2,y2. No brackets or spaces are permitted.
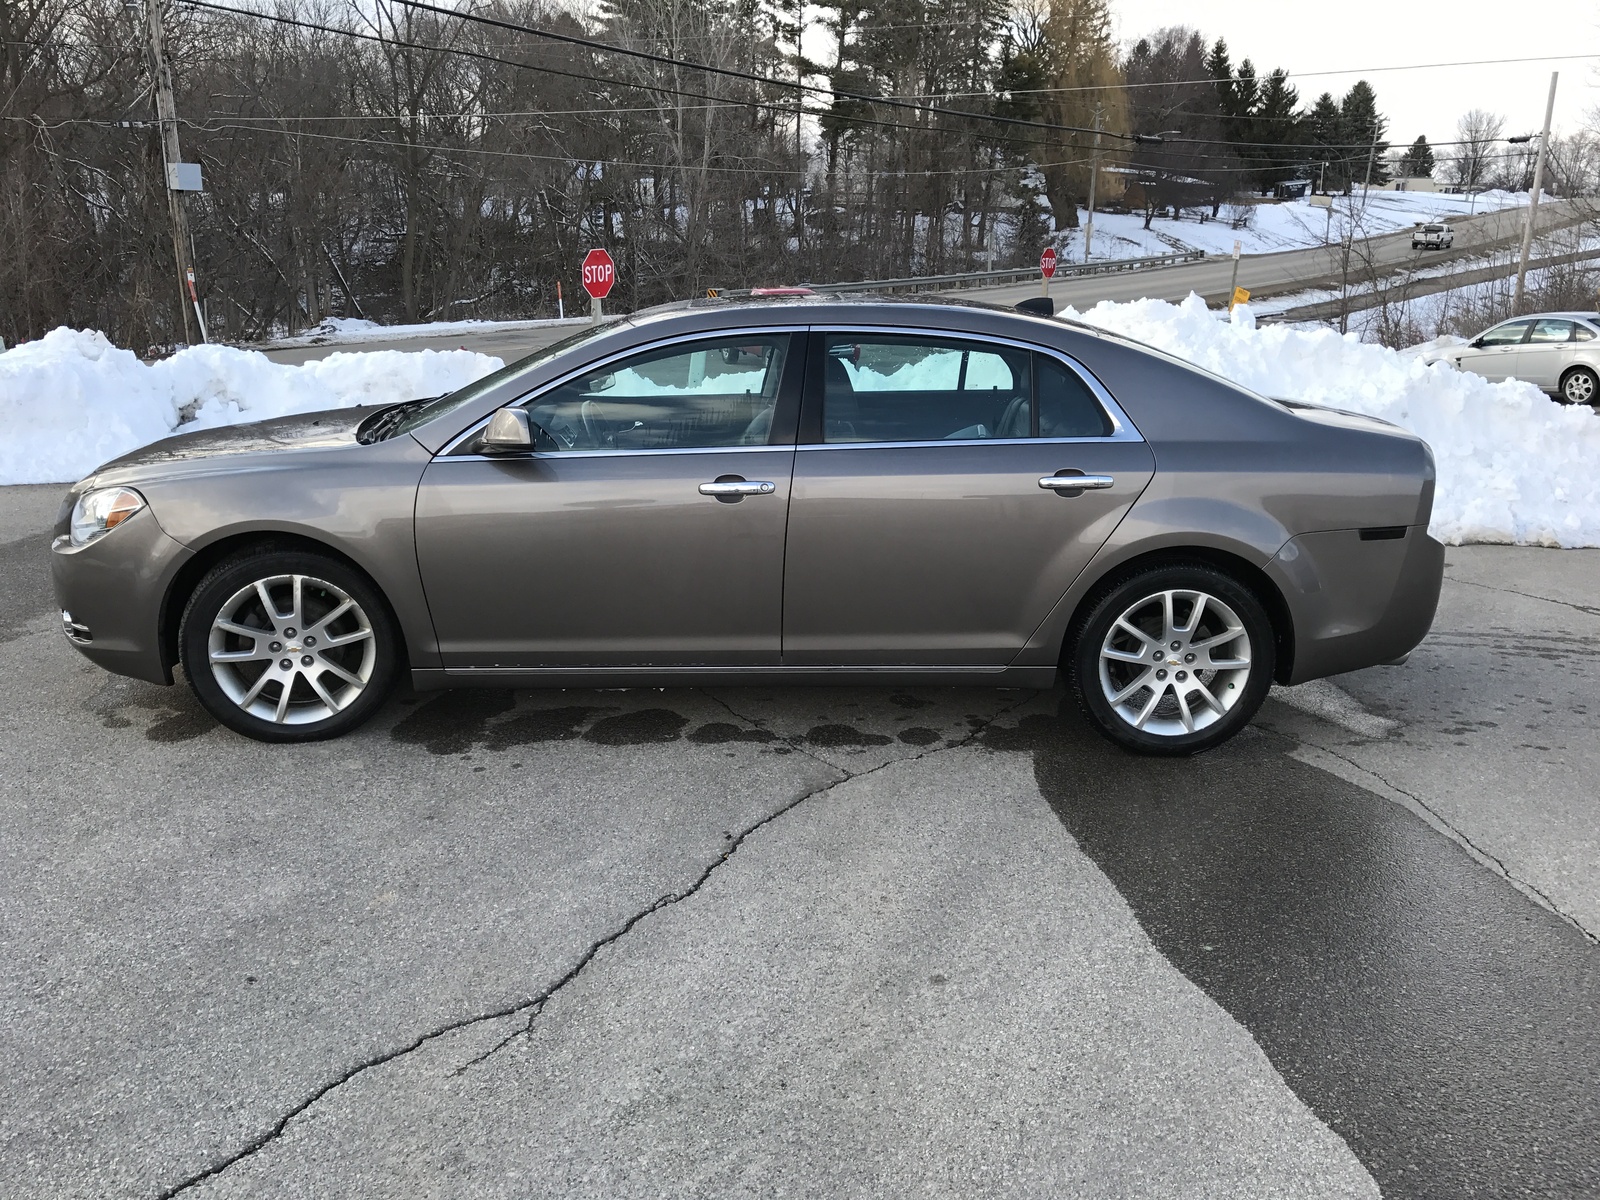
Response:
1496,311,1600,322
624,289,1124,344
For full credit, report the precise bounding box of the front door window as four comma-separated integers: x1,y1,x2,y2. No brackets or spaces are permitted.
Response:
526,335,791,451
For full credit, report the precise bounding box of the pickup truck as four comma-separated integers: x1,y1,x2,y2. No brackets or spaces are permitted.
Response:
1411,222,1454,250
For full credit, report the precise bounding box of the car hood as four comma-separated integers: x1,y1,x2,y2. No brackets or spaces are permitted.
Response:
78,406,381,490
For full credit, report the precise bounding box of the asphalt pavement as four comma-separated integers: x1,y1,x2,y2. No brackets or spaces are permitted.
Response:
2,483,1597,1198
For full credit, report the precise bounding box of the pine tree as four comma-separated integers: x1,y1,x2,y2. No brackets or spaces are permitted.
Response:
1252,69,1301,191
1399,135,1435,178
1338,80,1390,188
1307,91,1346,192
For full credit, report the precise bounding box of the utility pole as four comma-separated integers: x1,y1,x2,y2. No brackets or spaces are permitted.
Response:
1083,104,1103,263
1514,71,1559,314
138,0,204,344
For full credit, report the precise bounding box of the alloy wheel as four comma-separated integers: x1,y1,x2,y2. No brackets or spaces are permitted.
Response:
1563,370,1596,404
206,573,376,724
1096,588,1252,737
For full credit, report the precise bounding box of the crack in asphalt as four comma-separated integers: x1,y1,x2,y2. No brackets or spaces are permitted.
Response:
1444,572,1600,621
1299,738,1599,947
695,687,851,775
155,692,1038,1198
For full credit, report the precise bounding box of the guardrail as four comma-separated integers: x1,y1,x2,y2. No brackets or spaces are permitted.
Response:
798,249,1206,294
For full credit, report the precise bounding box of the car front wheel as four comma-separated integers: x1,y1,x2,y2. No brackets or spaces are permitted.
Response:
179,549,399,742
1069,565,1276,756
1560,366,1598,405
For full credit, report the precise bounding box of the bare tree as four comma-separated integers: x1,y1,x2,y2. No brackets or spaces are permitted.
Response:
1450,109,1505,190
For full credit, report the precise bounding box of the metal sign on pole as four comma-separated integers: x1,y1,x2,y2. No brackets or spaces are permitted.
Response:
1229,239,1243,303
1514,72,1559,313
1040,246,1057,297
581,248,616,323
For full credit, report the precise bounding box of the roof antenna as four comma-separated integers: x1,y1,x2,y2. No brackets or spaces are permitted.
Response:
1014,297,1054,317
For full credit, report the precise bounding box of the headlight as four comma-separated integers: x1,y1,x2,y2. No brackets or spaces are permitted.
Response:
70,487,146,547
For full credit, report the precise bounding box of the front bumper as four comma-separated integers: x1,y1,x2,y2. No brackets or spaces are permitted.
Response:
50,507,192,685
1267,525,1445,685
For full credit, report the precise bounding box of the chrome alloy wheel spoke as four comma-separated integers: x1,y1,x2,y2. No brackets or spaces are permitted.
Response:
208,574,375,725
1097,588,1253,738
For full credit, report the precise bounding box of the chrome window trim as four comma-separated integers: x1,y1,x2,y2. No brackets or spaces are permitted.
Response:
441,444,797,463
813,324,1143,444
438,321,1142,457
795,436,1130,452
439,325,810,457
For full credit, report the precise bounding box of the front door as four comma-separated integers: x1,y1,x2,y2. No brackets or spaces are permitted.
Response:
1457,318,1533,383
781,331,1155,666
416,332,802,668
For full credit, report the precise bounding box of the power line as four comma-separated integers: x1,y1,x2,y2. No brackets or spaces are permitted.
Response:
182,2,1094,159
361,0,1135,143
884,52,1600,101
192,120,1095,180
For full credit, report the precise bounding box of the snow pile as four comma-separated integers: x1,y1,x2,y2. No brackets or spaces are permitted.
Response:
1066,295,1600,547
279,314,580,346
0,328,500,484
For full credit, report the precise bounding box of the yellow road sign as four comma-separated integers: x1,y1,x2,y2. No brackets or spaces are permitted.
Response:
1230,286,1251,309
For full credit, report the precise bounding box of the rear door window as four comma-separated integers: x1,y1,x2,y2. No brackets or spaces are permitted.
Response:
1529,319,1576,343
821,334,1032,443
1036,355,1114,438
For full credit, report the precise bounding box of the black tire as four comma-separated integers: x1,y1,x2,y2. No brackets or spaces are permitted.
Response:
179,548,399,742
1067,564,1276,756
1560,366,1598,406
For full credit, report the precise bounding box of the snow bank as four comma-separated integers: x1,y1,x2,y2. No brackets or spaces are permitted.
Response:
1065,295,1600,547
5,312,1597,548
0,329,500,485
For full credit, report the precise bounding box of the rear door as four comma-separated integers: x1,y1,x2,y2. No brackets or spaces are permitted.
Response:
780,330,1155,667
1517,318,1577,389
416,330,802,668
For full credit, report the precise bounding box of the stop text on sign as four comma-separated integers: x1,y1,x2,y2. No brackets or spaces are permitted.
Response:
582,248,616,299
1040,247,1058,279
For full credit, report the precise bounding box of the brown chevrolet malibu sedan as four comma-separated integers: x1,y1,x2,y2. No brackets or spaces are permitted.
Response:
51,295,1444,754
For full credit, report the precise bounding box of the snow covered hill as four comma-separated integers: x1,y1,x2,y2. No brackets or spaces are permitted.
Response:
1063,189,1530,262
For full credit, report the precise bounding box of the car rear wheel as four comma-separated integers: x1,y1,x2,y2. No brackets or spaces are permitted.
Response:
1560,366,1598,405
179,550,398,742
1069,565,1275,756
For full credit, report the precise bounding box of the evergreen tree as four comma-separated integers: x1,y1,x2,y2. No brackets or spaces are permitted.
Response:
1398,135,1436,178
1252,69,1301,191
1307,91,1346,191
1338,80,1390,188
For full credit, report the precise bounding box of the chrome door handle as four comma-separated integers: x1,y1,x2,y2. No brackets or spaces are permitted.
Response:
699,480,776,496
1039,474,1114,491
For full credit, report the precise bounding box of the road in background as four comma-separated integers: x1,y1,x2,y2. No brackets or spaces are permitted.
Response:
251,202,1588,365
963,200,1586,310
261,322,584,366
2,481,1597,1199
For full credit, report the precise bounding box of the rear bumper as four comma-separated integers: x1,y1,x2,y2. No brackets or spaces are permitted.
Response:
50,509,191,685
1267,525,1445,684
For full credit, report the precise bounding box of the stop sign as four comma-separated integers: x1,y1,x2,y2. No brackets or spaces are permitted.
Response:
1040,246,1058,278
581,248,615,299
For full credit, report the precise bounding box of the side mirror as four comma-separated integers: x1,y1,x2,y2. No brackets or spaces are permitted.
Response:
482,407,532,453
1469,338,1486,350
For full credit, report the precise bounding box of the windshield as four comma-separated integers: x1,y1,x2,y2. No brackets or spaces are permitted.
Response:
362,322,621,442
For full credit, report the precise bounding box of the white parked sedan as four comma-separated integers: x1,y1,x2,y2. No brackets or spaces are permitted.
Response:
1435,312,1600,404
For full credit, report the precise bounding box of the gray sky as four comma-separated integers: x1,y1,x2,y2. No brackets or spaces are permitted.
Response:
1110,0,1597,145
